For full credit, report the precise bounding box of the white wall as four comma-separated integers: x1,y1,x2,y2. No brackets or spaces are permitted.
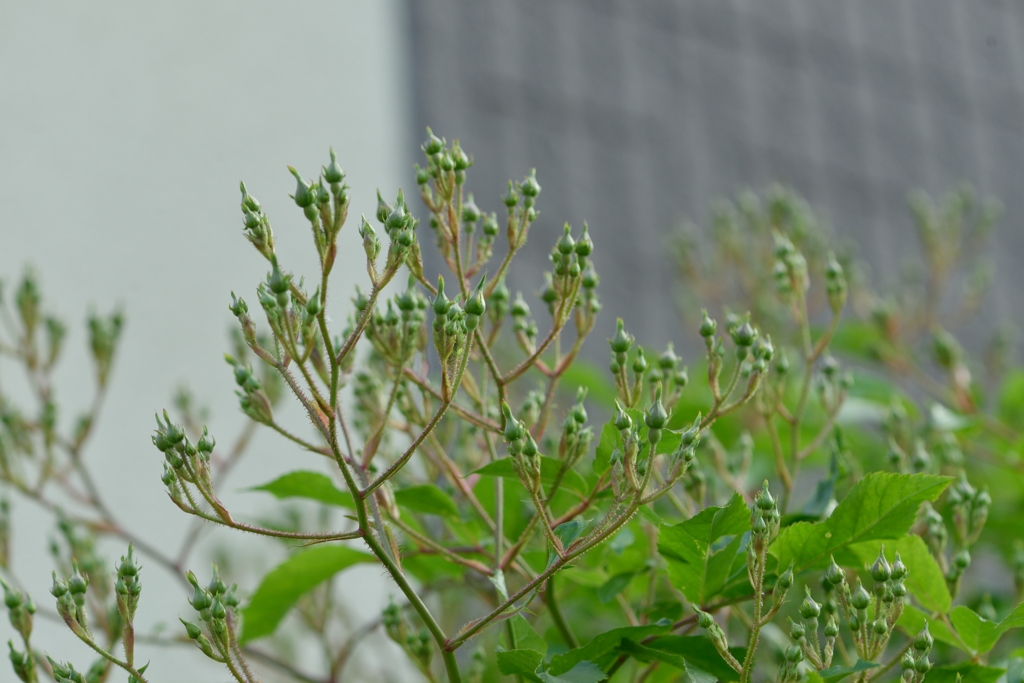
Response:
0,2,413,680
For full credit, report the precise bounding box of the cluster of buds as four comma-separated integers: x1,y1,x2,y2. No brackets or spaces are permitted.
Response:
180,565,241,662
502,403,540,494
920,498,973,597
538,223,591,328
696,609,743,674
239,182,275,260
824,251,847,314
2,579,36,681
87,308,124,389
366,282,428,367
900,624,934,683
575,260,601,340
431,276,484,396
383,598,433,677
114,545,142,628
289,153,350,275
823,548,908,662
947,474,989,548
153,411,222,517
374,189,419,277
51,560,90,639
815,355,852,416
609,319,643,408
749,482,780,559
225,357,274,426
42,657,97,683
772,232,809,299
558,388,594,468
701,310,770,403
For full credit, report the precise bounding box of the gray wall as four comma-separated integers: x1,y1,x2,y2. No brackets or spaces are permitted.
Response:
409,0,1024,355
0,2,414,680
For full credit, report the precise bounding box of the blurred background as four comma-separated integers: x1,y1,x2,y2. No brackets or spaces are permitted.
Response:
1,1,1022,680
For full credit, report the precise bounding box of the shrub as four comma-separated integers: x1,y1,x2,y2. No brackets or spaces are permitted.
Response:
0,134,1021,683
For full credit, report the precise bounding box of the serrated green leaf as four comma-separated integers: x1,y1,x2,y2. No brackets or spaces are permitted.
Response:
644,635,745,682
658,493,750,605
548,621,674,675
538,661,605,683
950,602,1024,653
597,572,634,604
474,456,589,496
770,472,952,573
617,639,716,683
924,662,1005,683
248,470,354,508
554,519,590,549
497,648,544,677
817,659,878,683
512,615,548,654
595,421,619,475
240,546,374,642
838,535,950,613
394,484,460,520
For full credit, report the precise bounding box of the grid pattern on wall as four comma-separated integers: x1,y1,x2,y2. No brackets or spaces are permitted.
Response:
408,0,1024,355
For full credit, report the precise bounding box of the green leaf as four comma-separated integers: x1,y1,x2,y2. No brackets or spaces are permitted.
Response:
617,639,716,683
838,535,950,613
394,485,460,520
950,603,1024,653
658,493,750,605
240,546,374,642
770,472,952,573
594,421,619,475
248,470,354,508
497,649,544,678
817,659,879,683
924,662,1005,683
644,635,745,682
474,456,589,496
554,519,589,548
538,661,605,683
512,615,548,654
548,621,674,675
999,370,1024,424
597,572,634,604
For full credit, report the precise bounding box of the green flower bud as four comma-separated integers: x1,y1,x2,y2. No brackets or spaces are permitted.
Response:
415,165,430,185
522,433,538,458
645,386,668,430
432,277,450,316
481,212,499,237
610,318,633,354
901,652,915,672
825,556,845,585
422,128,444,156
790,620,805,640
953,548,971,570
465,282,486,318
851,581,871,610
575,223,593,257
50,572,68,598
462,194,481,223
582,267,599,290
699,310,717,338
800,589,821,619
870,547,892,582
696,609,714,629
658,343,680,370
755,481,776,511
614,401,632,432
777,564,794,590
180,618,202,640
386,203,407,232
785,645,803,663
914,656,931,674
849,613,860,630
324,147,344,184
288,167,314,208
503,180,519,207
633,349,648,374
520,169,541,197
824,616,839,638
731,319,758,347
512,292,530,318
210,597,226,620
